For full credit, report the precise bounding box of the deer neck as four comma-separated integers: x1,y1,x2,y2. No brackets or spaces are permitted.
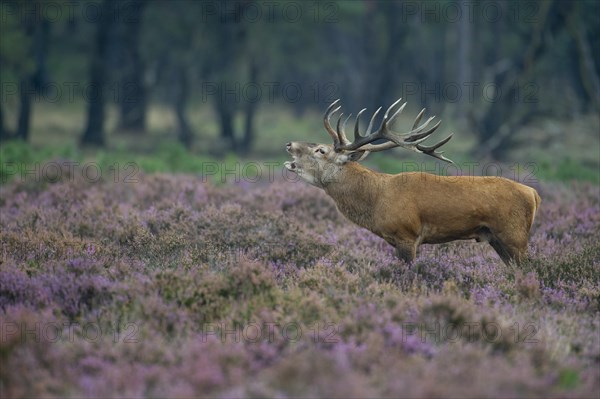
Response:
322,162,381,229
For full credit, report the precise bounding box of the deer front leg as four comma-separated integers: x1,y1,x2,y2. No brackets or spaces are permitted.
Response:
395,242,416,264
383,234,416,264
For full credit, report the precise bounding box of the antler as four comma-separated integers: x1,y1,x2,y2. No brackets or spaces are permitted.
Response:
323,98,454,163
323,99,343,147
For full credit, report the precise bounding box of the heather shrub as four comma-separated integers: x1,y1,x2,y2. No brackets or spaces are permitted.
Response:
418,296,517,352
0,307,71,398
515,271,542,300
251,348,376,398
528,245,599,289
0,259,120,319
1,174,598,397
153,268,230,324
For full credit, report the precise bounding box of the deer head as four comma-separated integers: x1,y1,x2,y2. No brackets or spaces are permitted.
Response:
285,98,454,188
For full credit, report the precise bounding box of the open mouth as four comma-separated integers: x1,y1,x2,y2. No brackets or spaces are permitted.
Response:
285,143,299,172
284,159,298,171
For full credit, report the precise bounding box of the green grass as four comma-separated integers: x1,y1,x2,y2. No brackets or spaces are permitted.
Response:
535,158,600,183
558,368,580,389
1,102,598,184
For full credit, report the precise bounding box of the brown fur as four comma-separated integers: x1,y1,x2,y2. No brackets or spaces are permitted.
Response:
285,142,541,265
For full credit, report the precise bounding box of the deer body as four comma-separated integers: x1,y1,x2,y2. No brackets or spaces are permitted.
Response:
321,162,540,264
285,98,541,266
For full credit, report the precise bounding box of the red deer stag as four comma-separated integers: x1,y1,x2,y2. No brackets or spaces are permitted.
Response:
284,98,541,265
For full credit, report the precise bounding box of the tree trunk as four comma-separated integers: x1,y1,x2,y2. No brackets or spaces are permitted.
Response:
241,60,259,154
118,0,147,132
476,0,563,159
81,0,117,146
566,5,600,111
374,2,406,109
209,2,247,152
457,0,472,121
360,2,379,109
0,101,8,140
216,93,237,151
241,102,256,154
174,66,193,148
16,78,32,141
16,15,51,141
13,1,39,142
32,18,50,90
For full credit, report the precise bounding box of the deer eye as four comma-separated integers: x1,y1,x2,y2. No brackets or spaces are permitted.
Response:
317,148,326,154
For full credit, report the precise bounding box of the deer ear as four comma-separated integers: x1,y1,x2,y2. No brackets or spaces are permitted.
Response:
346,151,369,162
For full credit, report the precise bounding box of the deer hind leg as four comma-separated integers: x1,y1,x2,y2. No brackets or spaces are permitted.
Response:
489,234,528,266
489,239,514,266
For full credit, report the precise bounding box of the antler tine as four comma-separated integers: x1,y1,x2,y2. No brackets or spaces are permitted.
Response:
383,98,403,119
417,134,454,163
375,98,406,135
404,119,442,143
323,99,342,145
335,112,344,139
354,108,367,140
324,98,453,163
338,113,353,146
399,114,435,137
379,98,403,132
411,108,426,131
377,115,448,160
325,99,340,112
388,102,407,127
366,106,382,135
413,116,436,133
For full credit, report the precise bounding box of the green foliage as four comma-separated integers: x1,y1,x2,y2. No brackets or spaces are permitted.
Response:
95,141,221,175
536,158,600,184
2,138,598,186
558,368,580,389
0,140,77,183
0,9,34,77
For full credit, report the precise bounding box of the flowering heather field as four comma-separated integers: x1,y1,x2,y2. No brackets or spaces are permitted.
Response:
0,170,599,398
